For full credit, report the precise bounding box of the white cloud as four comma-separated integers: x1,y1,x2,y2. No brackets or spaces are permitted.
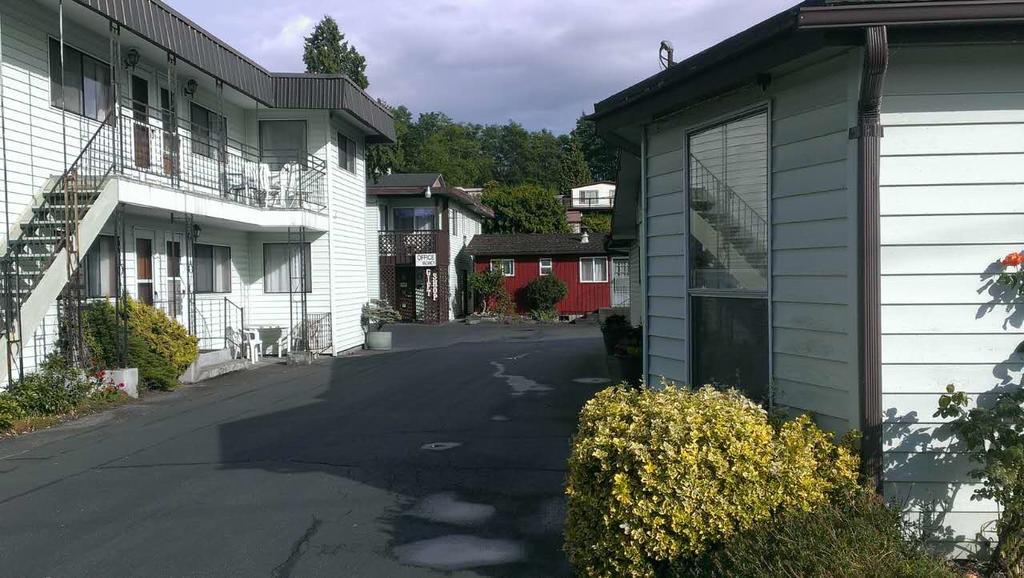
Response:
166,0,798,133
255,14,313,56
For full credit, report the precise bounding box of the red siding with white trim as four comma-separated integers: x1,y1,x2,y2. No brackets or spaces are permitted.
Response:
474,255,611,315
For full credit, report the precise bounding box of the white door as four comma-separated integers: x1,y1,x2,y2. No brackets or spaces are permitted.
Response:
612,257,630,307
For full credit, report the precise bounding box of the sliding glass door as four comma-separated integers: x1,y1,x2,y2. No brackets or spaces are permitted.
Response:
688,110,769,399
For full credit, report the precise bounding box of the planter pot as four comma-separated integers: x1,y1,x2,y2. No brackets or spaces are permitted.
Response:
365,331,393,351
606,355,643,388
103,368,139,399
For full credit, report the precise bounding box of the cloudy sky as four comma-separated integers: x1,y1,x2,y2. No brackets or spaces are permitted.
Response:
167,0,797,134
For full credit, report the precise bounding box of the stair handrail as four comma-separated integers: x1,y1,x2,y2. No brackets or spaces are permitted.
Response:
689,155,767,229
49,110,117,196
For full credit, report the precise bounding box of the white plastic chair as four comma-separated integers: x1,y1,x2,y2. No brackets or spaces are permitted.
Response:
242,328,263,363
226,326,244,359
274,329,292,358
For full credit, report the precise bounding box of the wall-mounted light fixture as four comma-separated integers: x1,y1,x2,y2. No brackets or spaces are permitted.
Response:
183,78,198,98
123,47,141,70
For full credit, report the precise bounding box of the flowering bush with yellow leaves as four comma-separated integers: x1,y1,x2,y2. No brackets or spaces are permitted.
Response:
564,385,861,578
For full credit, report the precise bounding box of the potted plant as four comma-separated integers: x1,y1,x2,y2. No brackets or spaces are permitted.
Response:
362,299,401,351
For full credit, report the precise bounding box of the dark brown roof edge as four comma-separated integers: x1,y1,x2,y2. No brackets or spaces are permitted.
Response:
800,0,1024,28
73,0,394,142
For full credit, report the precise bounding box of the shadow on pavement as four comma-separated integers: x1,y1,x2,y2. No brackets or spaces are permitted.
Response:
216,325,609,576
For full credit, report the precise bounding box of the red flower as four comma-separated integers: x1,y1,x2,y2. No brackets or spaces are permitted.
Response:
1002,252,1024,267
117,382,125,389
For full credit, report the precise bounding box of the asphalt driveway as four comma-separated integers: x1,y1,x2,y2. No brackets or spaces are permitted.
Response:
0,322,609,577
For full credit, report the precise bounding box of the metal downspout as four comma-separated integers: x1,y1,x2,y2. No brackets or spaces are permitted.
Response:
853,26,889,490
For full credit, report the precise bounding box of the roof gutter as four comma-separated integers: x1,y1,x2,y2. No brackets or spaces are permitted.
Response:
799,0,1024,29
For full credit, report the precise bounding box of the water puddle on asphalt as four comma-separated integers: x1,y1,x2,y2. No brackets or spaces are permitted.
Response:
406,492,496,526
490,415,510,422
393,535,525,571
490,361,552,396
573,377,611,384
420,442,461,451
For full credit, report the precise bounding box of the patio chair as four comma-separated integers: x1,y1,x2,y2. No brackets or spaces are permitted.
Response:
274,329,292,358
242,328,263,363
261,163,281,208
226,326,244,360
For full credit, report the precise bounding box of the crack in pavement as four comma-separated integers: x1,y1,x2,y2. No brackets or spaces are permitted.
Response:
271,516,322,578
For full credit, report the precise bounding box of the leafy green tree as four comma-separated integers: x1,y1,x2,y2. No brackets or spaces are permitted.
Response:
572,115,618,181
303,16,369,89
481,183,569,234
559,137,593,194
581,213,611,233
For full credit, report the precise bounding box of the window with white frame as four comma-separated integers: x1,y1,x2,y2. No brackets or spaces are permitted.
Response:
579,189,599,206
264,243,312,293
194,244,232,294
450,207,458,236
49,39,111,121
338,132,356,173
579,257,608,283
491,259,515,277
85,235,118,297
539,258,553,276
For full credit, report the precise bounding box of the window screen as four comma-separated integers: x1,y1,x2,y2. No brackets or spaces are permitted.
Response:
260,120,307,170
49,39,111,121
86,235,117,297
195,244,231,293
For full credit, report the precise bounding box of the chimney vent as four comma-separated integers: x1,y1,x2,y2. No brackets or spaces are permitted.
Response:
581,231,590,244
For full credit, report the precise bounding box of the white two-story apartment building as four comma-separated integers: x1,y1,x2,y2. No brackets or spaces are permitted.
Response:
0,0,395,383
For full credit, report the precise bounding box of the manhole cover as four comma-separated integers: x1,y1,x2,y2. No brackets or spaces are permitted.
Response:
421,442,462,451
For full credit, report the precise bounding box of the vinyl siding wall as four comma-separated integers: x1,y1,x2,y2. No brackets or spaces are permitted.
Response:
878,44,1024,555
448,203,482,319
641,50,860,427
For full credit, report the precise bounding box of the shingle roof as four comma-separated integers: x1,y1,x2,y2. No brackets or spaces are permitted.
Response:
367,174,495,218
468,234,609,257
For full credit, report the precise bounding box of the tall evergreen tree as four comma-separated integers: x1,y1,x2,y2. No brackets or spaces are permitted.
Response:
481,183,569,234
559,137,593,194
303,16,369,89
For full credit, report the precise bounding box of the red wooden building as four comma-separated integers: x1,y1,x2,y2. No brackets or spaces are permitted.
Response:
468,233,621,316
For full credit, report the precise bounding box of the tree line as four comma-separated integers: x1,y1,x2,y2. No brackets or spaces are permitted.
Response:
303,16,618,233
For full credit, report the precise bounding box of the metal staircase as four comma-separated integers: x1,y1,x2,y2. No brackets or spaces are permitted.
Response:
689,156,768,282
1,112,119,382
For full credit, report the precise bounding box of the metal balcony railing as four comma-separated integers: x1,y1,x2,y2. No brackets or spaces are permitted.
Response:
116,99,327,211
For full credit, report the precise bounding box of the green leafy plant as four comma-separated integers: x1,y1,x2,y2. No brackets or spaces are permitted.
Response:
676,493,955,578
6,355,92,417
126,298,198,375
481,183,570,234
468,269,509,315
0,394,24,432
523,275,567,318
581,212,612,233
362,299,401,331
565,385,860,578
83,300,184,391
937,384,1024,574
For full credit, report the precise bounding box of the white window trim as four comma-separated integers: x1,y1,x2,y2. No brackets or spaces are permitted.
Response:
579,257,609,283
491,259,515,277
539,258,553,276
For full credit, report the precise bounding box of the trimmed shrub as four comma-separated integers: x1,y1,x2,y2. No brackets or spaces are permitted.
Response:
468,269,508,315
564,385,860,578
523,275,567,318
126,298,198,374
677,494,956,578
83,300,185,391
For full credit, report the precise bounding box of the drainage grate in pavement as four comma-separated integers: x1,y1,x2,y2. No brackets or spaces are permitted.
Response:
421,442,462,451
